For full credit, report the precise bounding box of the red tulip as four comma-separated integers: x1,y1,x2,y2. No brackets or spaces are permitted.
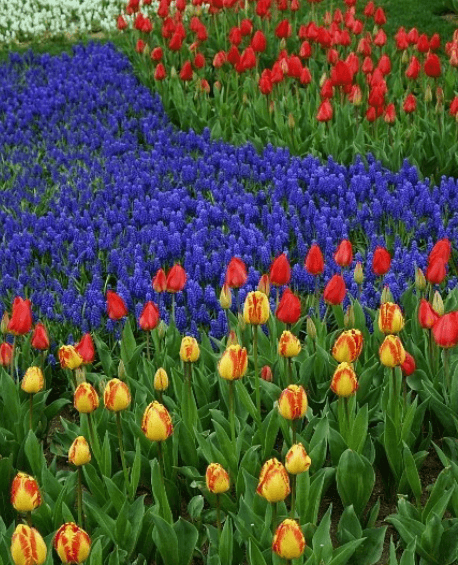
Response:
334,240,353,267
259,71,273,95
270,254,291,286
424,53,441,78
405,56,421,80
429,239,451,265
139,302,160,331
323,275,346,305
407,27,419,44
7,297,33,336
377,54,391,75
450,97,458,116
418,299,440,330
426,258,447,285
363,1,375,16
0,342,13,366
240,18,253,35
166,264,187,293
305,244,324,275
320,79,334,99
194,52,205,68
362,56,373,74
432,312,458,348
373,7,386,25
251,30,267,52
416,34,429,53
31,323,49,350
135,40,146,54
372,247,391,276
229,26,242,45
374,29,387,47
403,93,416,113
225,257,247,288
151,47,163,62
430,33,440,51
106,291,128,320
153,268,167,292
317,99,333,122
275,20,292,39
154,64,167,81
276,289,301,324
179,61,193,81
117,15,128,30
401,352,416,376
384,103,396,124
227,45,240,67
75,334,95,364
330,61,352,87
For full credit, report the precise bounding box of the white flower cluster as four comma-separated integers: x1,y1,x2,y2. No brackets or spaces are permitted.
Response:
0,0,128,44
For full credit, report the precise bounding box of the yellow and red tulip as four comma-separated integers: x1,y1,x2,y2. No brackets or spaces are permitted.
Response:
11,525,47,565
285,444,311,475
278,385,308,420
379,335,406,367
11,473,41,513
257,458,291,503
332,329,363,363
74,383,99,414
154,368,169,391
179,336,200,362
68,436,91,466
141,401,173,441
378,302,405,334
243,291,270,325
272,519,306,560
59,345,83,370
103,378,131,412
218,345,248,380
278,331,301,358
330,363,359,397
53,523,91,564
205,463,230,494
219,284,232,310
21,367,44,394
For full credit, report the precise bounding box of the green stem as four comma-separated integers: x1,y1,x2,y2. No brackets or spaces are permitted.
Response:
77,467,83,527
216,494,222,538
344,397,351,444
272,502,277,534
291,419,297,447
29,394,33,430
116,412,130,496
146,331,151,362
229,380,236,453
444,348,451,394
287,357,293,385
157,440,165,486
10,336,16,380
290,474,296,518
26,511,32,527
87,412,100,460
253,325,261,428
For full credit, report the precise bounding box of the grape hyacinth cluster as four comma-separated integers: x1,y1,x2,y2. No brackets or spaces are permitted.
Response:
0,42,457,339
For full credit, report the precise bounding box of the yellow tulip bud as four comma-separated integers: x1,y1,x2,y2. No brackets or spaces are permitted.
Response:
378,302,404,334
432,291,444,316
1,311,10,334
74,382,99,414
157,320,167,339
154,367,169,391
10,473,41,513
330,362,359,397
379,335,406,367
218,345,248,380
205,463,230,494
306,316,316,340
118,359,126,380
243,291,270,325
21,367,44,394
278,330,301,358
415,267,426,291
380,286,394,304
219,284,232,310
11,525,47,565
141,401,173,442
353,262,364,285
332,329,363,363
103,378,131,412
68,436,91,466
285,444,311,475
343,305,355,328
58,345,83,370
272,519,306,560
278,385,308,420
237,313,246,331
257,458,291,502
227,330,239,347
54,523,91,564
179,336,200,363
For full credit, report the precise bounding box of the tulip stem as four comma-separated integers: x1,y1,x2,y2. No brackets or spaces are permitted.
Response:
287,358,293,386
253,325,261,428
216,494,222,538
87,413,101,462
157,441,165,486
26,511,32,527
77,467,83,527
276,287,280,308
186,362,192,396
146,331,151,362
10,336,16,380
158,390,163,405
229,381,236,453
29,394,33,430
344,397,351,442
290,475,296,518
291,419,297,447
272,502,277,534
444,349,451,395
171,295,176,326
116,412,130,497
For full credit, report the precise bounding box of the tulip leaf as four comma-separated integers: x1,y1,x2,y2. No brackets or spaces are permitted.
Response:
328,538,366,565
402,443,422,506
312,505,333,563
24,430,46,481
129,439,142,500
150,459,173,524
336,449,375,517
248,540,267,565
173,518,199,565
88,539,103,565
151,514,179,565
93,334,114,377
219,516,233,565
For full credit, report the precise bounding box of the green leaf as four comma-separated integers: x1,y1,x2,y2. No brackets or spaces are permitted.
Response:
151,514,179,565
150,459,173,524
130,439,142,500
219,516,233,565
403,443,422,505
328,538,366,565
336,449,375,517
173,518,199,565
248,540,267,565
88,539,103,565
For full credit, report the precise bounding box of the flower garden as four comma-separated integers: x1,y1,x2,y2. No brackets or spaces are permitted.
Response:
1,0,458,564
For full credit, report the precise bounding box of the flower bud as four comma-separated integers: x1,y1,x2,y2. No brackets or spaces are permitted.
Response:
31,323,49,351
278,330,301,358
58,345,83,370
306,317,316,339
0,342,13,366
401,351,416,376
330,362,358,397
243,291,270,325
353,262,364,284
75,334,95,364
218,345,248,380
332,329,363,363
378,302,405,334
380,286,394,304
152,268,167,293
21,367,44,394
154,367,169,391
179,336,200,362
205,463,230,493
432,291,444,316
257,274,270,296
432,312,458,348
118,359,126,380
227,330,239,346
379,335,406,367
343,305,355,328
104,378,131,412
415,267,426,291
11,473,42,513
237,313,246,331
219,284,232,310
288,113,295,129
157,320,167,339
141,401,173,441
401,50,409,64
256,458,291,502
1,311,10,334
261,365,273,382
54,523,91,564
68,436,91,466
425,84,432,103
285,444,311,474
272,519,306,560
74,382,99,414
278,385,308,420
11,525,47,565
418,299,440,329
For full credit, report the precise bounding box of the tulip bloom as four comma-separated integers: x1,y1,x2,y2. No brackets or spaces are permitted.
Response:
323,275,346,305
166,264,187,292
316,99,333,122
31,323,49,350
424,53,441,78
330,363,358,397
378,302,405,334
75,334,95,365
11,525,47,565
106,290,128,320
74,383,99,414
154,368,169,391
54,523,91,564
141,401,173,441
21,367,44,394
152,268,167,292
278,385,308,420
426,258,447,285
225,257,247,288
0,342,13,366
401,352,416,376
257,274,270,296
218,345,248,380
278,331,301,358
333,240,353,268
206,463,230,493
432,312,458,348
276,289,301,324
429,239,451,265
59,345,83,370
7,297,33,336
104,379,131,412
372,247,391,275
403,93,416,113
219,284,232,309
379,335,406,367
243,291,270,325
285,444,311,474
261,365,273,382
11,473,42,513
418,299,440,329
68,436,91,466
139,301,160,331
272,519,305,560
332,329,363,363
179,336,200,362
270,253,291,286
257,458,291,502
